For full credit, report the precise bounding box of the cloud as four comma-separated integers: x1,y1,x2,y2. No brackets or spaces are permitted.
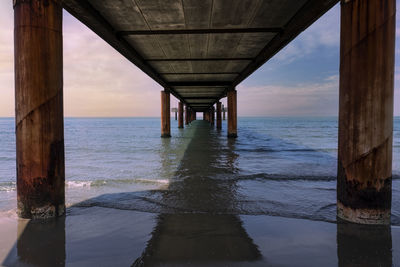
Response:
0,2,14,117
238,75,339,116
272,4,340,64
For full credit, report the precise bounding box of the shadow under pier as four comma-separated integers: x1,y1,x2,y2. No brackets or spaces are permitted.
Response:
133,120,262,265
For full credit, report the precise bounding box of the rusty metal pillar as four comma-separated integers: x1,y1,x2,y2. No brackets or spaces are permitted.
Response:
222,104,226,120
227,90,237,138
216,102,222,130
14,0,65,219
178,102,184,128
161,90,171,138
337,0,395,224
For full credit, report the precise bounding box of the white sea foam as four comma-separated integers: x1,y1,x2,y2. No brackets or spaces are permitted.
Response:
135,179,169,185
0,182,16,192
66,181,92,188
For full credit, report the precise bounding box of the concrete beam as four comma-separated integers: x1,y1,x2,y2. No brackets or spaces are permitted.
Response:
117,27,283,36
14,0,65,219
337,0,395,224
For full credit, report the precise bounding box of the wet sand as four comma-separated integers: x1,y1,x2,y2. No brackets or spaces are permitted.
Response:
1,209,399,266
1,120,400,266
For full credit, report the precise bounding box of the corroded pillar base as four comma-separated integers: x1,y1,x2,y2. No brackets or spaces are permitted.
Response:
337,202,390,225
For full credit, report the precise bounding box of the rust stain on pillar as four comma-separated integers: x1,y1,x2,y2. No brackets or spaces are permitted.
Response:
227,90,237,138
14,0,65,219
217,102,222,129
337,0,395,224
161,90,171,138
178,102,184,128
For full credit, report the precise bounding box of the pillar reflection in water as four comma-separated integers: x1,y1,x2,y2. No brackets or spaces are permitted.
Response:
337,221,392,266
2,217,66,266
133,121,260,265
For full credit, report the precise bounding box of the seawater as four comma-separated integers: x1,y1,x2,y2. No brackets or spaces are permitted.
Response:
0,117,399,224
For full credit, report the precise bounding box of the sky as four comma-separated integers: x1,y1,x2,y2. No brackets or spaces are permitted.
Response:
0,2,399,117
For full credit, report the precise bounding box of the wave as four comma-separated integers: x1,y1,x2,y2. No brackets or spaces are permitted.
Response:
0,182,16,192
234,173,337,182
66,178,169,188
235,148,320,153
71,191,400,226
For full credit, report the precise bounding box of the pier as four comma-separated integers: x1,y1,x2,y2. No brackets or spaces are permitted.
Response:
13,0,395,225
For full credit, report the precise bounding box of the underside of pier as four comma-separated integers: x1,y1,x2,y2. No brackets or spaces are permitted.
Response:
13,0,396,225
62,0,338,112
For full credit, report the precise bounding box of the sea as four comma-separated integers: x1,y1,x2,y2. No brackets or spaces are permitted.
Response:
0,117,399,224
1,116,400,266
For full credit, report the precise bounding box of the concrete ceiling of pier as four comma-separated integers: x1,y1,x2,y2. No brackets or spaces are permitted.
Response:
62,0,338,112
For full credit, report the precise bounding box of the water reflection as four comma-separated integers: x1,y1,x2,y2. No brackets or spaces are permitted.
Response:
3,217,65,267
337,221,392,267
133,121,261,265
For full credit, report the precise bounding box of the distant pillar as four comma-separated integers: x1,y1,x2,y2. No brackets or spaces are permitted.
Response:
161,90,171,138
227,90,237,138
222,104,226,120
209,108,213,126
216,102,222,130
174,110,177,120
337,0,395,224
212,107,216,126
185,105,189,125
178,102,184,128
14,0,65,219
203,112,206,120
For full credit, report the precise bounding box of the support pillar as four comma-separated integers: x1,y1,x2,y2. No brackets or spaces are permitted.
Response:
227,90,237,138
216,102,222,130
209,108,214,126
178,102,184,128
212,107,215,126
185,105,189,125
14,0,65,219
161,90,171,138
337,0,395,224
223,104,226,120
